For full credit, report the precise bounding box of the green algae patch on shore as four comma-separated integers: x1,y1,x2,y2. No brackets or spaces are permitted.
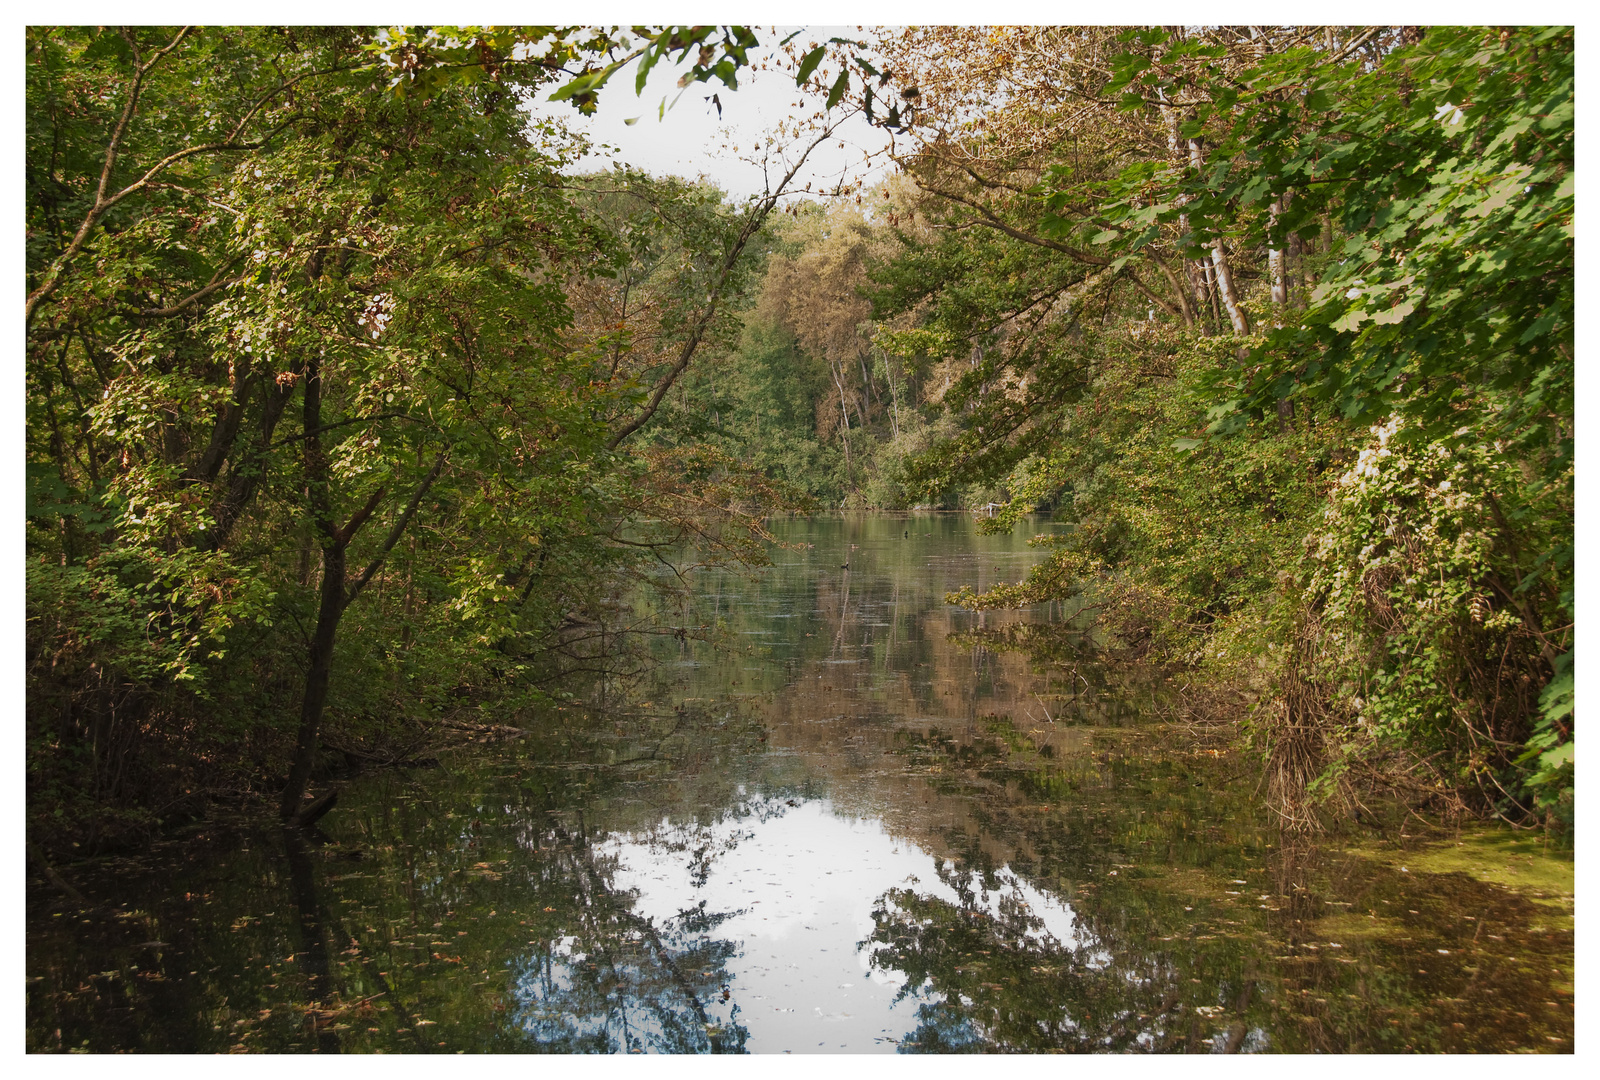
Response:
1309,911,1409,943
1348,826,1573,918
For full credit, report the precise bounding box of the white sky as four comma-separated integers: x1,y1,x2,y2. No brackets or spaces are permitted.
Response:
522,27,897,202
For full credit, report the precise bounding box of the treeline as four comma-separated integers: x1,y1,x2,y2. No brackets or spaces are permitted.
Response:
642,190,1008,511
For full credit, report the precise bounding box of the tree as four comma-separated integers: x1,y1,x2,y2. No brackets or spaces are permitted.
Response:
24,24,826,839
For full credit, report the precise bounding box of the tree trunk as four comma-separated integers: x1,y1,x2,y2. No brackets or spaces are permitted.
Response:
280,355,345,819
1147,247,1197,327
1186,251,1213,332
1268,197,1289,311
831,361,854,486
1288,228,1305,299
1158,103,1204,330
280,539,346,820
884,354,901,439
1186,135,1250,335
1211,238,1250,336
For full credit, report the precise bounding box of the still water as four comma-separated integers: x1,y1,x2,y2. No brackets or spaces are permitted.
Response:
27,515,1574,1053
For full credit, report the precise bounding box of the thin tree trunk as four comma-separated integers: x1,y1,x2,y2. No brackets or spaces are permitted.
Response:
1188,253,1213,332
831,361,854,487
1205,260,1224,329
1185,135,1250,336
884,354,901,439
279,359,442,820
281,547,346,818
1156,103,1201,329
1268,197,1289,310
1145,247,1196,326
1269,191,1297,315
1210,238,1250,336
1288,228,1305,299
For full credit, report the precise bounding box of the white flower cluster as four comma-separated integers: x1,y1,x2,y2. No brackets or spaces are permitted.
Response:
1338,415,1402,487
360,293,396,340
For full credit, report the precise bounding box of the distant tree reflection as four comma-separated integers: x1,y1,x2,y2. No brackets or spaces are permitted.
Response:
505,816,748,1053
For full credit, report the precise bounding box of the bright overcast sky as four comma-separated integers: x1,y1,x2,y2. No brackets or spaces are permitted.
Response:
522,26,897,202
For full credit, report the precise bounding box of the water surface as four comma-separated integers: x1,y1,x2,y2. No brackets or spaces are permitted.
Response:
27,514,1575,1053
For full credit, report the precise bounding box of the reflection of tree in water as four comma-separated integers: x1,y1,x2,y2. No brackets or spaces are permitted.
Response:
506,815,749,1053
946,622,1172,727
636,820,755,890
865,859,1226,1053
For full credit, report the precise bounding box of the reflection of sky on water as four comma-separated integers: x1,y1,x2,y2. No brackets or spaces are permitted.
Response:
590,796,1095,1053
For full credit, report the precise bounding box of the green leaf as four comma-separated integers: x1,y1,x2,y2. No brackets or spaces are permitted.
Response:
1539,663,1574,721
82,31,132,63
826,68,850,110
1538,740,1574,770
1370,301,1415,326
796,46,826,86
1331,307,1370,333
634,45,660,95
1518,312,1557,343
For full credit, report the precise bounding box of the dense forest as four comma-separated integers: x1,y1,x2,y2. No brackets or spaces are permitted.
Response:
26,25,1572,862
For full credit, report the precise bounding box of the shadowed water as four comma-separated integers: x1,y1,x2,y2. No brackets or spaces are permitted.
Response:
27,515,1574,1053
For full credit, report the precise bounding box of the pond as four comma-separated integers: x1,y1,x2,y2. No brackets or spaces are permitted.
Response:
26,514,1575,1053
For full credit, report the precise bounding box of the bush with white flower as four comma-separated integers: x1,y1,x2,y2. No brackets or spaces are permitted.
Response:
1303,417,1569,822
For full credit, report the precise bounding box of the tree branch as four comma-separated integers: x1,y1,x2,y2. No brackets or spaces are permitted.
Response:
26,25,191,325
917,180,1112,267
25,45,346,326
1122,265,1184,322
135,258,246,317
334,485,386,547
605,122,841,450
345,452,447,606
1327,27,1382,66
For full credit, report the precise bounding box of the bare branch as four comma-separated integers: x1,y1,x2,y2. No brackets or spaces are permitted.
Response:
1327,27,1382,66
135,258,246,317
917,180,1112,266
